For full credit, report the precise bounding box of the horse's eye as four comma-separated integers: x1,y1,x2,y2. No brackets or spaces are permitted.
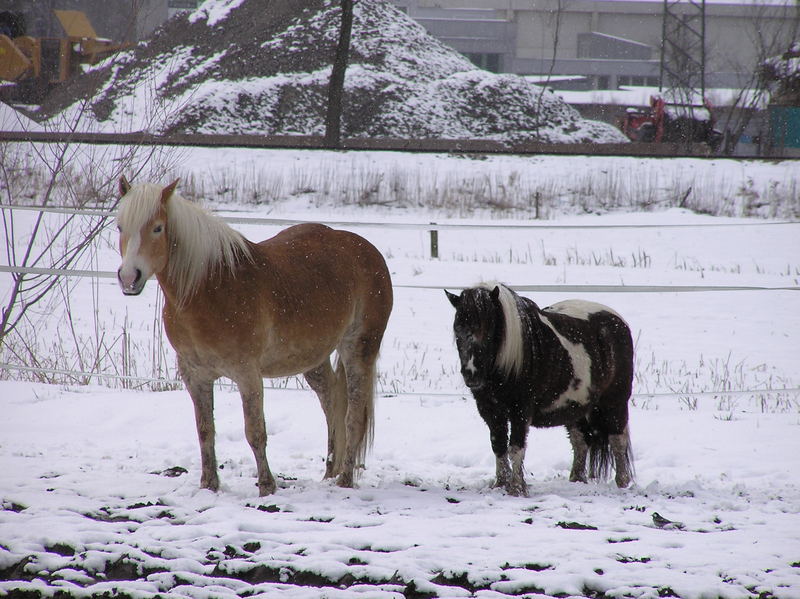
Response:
153,224,163,234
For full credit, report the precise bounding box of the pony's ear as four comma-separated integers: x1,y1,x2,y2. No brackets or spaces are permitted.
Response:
119,176,131,197
160,178,180,205
445,290,461,308
490,286,501,301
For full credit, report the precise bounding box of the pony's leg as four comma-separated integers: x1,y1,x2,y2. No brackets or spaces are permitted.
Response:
475,398,511,489
610,425,633,488
494,454,512,489
567,424,589,483
181,364,219,492
237,374,277,496
507,417,530,497
304,360,342,480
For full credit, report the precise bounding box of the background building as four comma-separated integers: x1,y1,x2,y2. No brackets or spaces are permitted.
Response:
392,0,799,90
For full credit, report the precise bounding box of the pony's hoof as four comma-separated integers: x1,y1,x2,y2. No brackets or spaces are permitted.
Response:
506,483,529,498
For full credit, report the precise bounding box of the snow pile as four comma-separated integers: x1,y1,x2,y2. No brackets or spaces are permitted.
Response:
34,0,627,144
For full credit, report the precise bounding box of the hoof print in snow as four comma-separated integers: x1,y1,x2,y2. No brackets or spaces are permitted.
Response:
556,520,598,531
157,466,188,478
45,543,75,557
1,500,26,513
247,503,281,513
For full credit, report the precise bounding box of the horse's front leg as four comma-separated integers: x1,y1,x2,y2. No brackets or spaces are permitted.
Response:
476,399,511,490
181,361,219,492
237,373,277,496
507,415,530,497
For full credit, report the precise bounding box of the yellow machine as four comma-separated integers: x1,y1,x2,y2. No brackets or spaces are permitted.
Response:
0,10,128,101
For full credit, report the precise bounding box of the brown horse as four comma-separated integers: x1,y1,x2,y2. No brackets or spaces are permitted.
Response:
115,177,393,495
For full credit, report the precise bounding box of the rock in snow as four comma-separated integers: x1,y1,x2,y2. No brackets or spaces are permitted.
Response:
36,0,627,144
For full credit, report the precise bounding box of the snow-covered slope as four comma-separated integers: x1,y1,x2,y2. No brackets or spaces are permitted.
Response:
35,0,626,144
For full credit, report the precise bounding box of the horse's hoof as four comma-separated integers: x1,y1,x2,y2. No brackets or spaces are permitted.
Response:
257,478,277,496
336,472,354,488
200,477,220,492
615,474,632,489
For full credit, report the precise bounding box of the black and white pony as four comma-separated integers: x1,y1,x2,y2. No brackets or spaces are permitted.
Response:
445,282,634,496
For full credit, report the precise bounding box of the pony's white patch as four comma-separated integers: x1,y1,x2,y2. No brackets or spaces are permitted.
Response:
478,282,525,376
509,445,526,474
465,355,477,374
539,313,593,410
546,299,626,323
118,183,252,305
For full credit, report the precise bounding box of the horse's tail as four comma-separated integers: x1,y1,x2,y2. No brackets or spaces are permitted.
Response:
583,411,634,483
329,357,375,479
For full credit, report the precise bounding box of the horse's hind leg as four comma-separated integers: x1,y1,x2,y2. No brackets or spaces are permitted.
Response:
304,360,344,479
567,424,589,483
237,373,277,496
336,340,380,489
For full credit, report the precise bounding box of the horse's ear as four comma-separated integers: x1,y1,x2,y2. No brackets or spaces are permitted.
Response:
490,286,501,301
445,290,461,308
160,178,180,205
119,176,131,197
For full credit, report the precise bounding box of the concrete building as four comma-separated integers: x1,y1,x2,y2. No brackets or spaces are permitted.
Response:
391,0,799,90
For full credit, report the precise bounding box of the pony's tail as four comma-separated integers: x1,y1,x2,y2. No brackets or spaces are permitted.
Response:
585,425,614,481
329,358,376,480
584,417,635,485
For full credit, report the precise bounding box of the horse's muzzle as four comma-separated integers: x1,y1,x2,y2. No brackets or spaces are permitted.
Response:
118,267,145,295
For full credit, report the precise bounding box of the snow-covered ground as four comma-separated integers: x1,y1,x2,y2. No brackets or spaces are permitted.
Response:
1,145,799,598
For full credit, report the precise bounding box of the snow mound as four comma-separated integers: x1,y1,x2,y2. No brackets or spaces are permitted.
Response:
35,0,627,144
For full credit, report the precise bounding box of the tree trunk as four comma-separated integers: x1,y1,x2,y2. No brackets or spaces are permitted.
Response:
324,0,354,148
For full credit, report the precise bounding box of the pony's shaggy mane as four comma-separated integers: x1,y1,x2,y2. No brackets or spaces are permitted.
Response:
478,281,527,376
118,183,252,304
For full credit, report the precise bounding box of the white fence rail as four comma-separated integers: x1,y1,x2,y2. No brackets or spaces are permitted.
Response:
2,204,798,397
1,361,797,402
3,203,799,292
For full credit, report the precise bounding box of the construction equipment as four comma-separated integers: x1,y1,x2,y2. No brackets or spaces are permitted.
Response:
619,94,723,150
0,9,128,103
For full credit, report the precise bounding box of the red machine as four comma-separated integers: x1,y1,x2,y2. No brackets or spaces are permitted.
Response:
619,95,723,149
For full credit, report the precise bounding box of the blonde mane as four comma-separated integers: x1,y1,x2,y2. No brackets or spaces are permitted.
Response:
118,183,252,304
